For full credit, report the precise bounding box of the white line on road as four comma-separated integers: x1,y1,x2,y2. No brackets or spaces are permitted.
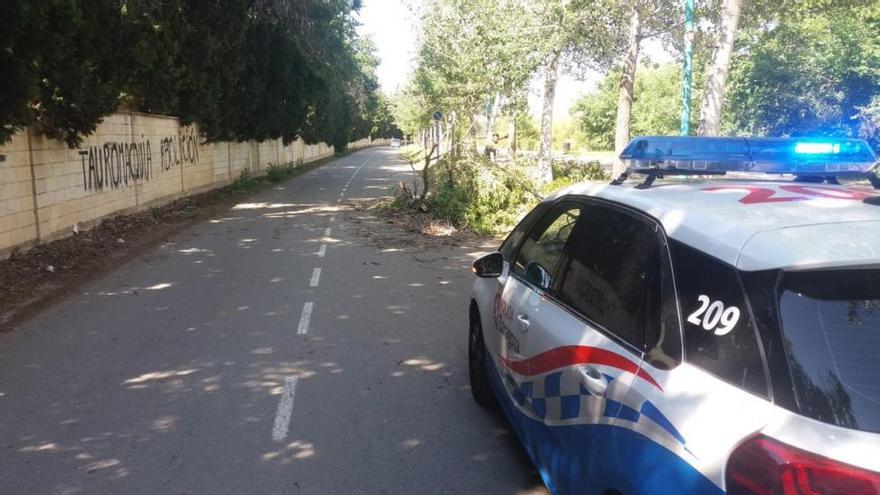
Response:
336,198,342,203
271,376,298,442
324,227,331,237
310,268,322,287
317,244,327,257
297,302,314,335
330,215,336,223
349,153,373,181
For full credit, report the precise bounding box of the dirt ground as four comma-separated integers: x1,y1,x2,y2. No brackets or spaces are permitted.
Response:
0,157,337,332
345,198,501,252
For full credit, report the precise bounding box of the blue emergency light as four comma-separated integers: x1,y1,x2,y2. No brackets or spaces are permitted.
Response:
618,136,877,178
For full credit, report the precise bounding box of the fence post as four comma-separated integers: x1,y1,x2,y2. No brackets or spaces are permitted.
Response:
25,126,42,242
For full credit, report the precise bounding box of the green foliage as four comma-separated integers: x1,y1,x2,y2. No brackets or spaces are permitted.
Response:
394,0,553,144
0,0,397,147
410,153,607,235
266,161,305,183
427,155,537,234
572,63,703,150
232,169,255,192
551,119,593,154
723,3,880,147
513,113,541,151
545,160,608,194
856,95,880,143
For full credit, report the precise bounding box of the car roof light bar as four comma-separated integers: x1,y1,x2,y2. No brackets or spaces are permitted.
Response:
613,136,879,188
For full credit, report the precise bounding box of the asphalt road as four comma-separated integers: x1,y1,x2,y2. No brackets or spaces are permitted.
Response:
0,148,548,495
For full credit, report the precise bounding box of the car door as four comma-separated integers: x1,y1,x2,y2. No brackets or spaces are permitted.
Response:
564,204,688,494
487,202,583,470
521,201,675,495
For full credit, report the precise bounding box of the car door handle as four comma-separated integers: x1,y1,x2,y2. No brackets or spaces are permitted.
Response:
579,365,608,396
516,314,530,332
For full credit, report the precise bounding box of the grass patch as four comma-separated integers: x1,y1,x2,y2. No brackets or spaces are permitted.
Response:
231,169,256,192
266,162,300,183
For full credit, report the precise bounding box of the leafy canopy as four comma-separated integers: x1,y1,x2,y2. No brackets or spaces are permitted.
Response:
0,0,398,148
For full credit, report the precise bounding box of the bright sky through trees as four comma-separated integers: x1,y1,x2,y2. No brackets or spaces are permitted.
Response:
356,0,417,93
357,0,672,118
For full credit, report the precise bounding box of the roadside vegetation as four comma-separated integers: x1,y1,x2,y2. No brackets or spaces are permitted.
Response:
1,2,402,150
386,0,880,235
393,150,606,235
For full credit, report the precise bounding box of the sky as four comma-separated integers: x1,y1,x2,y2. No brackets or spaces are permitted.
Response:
356,0,674,120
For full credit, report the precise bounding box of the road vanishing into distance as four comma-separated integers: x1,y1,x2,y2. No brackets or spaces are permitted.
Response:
0,148,548,495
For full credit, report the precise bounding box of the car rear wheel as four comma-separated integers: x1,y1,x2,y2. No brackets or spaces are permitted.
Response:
469,307,495,406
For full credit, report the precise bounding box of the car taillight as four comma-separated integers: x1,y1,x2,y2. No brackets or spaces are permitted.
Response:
726,435,880,495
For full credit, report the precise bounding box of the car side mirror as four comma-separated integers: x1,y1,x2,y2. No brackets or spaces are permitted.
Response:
473,252,504,278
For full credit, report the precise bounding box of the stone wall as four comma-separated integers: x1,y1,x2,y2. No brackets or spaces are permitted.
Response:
0,111,383,255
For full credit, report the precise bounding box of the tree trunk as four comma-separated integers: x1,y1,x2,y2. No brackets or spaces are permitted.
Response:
420,144,438,201
469,117,478,153
698,0,743,136
538,52,560,183
449,111,457,156
613,2,642,178
486,92,502,144
507,113,517,156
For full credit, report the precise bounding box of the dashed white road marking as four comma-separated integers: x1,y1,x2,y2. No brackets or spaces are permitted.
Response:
271,376,298,442
310,268,322,287
297,302,314,335
336,198,342,203
330,215,336,223
324,227,331,237
317,244,327,257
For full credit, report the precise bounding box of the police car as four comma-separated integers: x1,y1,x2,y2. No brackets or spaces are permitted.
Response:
468,136,880,495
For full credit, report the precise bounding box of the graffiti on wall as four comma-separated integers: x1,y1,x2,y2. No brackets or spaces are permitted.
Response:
79,127,200,191
160,127,199,171
79,141,153,191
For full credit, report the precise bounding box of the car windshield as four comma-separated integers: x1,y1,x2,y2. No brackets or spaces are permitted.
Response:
777,268,880,433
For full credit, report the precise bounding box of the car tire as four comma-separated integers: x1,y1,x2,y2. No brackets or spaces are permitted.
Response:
469,305,496,407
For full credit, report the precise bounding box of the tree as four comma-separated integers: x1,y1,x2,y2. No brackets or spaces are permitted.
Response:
723,2,880,147
573,63,702,150
407,0,544,152
538,51,561,181
614,1,643,163
698,0,744,135
531,0,624,182
0,0,387,149
610,0,690,176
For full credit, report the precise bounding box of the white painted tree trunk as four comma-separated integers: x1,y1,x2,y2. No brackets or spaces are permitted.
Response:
698,0,743,136
507,113,517,156
486,92,502,144
538,52,560,183
613,2,642,178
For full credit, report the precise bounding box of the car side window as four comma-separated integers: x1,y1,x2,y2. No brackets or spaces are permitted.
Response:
500,204,545,261
670,241,768,397
512,204,581,291
643,233,682,369
556,205,660,352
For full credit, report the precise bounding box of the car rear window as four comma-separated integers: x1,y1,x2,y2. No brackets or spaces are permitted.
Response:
671,241,768,396
778,268,880,433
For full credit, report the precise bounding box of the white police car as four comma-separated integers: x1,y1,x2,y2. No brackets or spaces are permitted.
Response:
468,136,880,495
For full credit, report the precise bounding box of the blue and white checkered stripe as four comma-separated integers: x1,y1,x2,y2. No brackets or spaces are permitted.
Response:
501,365,687,447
